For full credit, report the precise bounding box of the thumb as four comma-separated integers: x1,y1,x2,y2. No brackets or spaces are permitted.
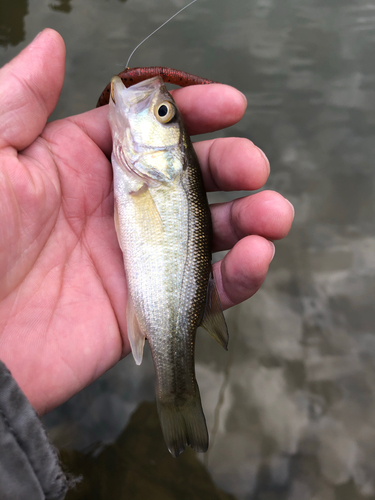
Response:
0,29,65,151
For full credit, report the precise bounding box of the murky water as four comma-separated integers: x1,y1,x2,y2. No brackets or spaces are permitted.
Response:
1,0,375,498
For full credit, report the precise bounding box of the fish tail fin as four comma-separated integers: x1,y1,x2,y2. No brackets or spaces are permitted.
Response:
157,386,208,458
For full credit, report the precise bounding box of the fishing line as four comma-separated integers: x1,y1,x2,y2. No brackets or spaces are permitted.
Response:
125,0,198,68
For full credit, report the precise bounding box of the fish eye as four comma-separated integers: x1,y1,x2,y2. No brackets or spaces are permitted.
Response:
155,101,175,123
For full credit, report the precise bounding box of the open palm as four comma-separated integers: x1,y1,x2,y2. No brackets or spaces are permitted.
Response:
0,30,293,415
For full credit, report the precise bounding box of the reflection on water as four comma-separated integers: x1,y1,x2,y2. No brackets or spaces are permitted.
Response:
0,0,28,47
1,0,375,499
49,0,73,14
61,401,234,500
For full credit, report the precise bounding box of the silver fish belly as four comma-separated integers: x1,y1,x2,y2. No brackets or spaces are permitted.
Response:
108,75,228,457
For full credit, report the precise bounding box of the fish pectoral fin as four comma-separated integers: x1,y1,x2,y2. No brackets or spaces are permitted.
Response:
130,184,164,233
126,293,146,365
200,274,229,350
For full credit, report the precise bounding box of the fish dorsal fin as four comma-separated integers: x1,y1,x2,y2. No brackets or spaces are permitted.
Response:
126,293,146,365
200,274,229,350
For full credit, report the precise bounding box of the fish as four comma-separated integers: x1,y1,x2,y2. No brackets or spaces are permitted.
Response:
108,75,229,457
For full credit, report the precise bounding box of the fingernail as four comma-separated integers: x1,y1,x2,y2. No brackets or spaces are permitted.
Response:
238,90,247,106
286,199,295,218
269,241,275,261
257,146,270,173
32,30,46,43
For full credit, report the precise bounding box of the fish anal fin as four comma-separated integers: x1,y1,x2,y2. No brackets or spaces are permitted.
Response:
200,275,229,350
126,293,146,365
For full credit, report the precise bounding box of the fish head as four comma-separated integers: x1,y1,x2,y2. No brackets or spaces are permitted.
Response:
109,76,185,185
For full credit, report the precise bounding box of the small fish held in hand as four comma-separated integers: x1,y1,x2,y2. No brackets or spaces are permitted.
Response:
108,75,228,457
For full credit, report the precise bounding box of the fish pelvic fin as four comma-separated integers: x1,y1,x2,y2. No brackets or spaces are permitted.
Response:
157,384,208,458
200,274,229,350
126,293,146,365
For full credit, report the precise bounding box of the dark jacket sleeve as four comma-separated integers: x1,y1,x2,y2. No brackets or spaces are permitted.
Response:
0,360,69,500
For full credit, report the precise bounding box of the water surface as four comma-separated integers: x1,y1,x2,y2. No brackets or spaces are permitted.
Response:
1,0,375,498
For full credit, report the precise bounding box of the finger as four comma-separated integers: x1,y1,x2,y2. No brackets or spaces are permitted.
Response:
68,106,112,158
0,29,65,151
211,190,295,252
170,84,247,135
70,84,248,158
213,235,275,309
194,137,270,192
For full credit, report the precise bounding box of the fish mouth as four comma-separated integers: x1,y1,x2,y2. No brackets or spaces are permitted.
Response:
110,75,163,109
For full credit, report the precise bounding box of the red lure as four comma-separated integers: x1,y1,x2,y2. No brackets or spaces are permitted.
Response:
96,66,215,107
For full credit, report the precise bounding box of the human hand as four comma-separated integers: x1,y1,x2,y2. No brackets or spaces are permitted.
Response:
0,29,293,415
